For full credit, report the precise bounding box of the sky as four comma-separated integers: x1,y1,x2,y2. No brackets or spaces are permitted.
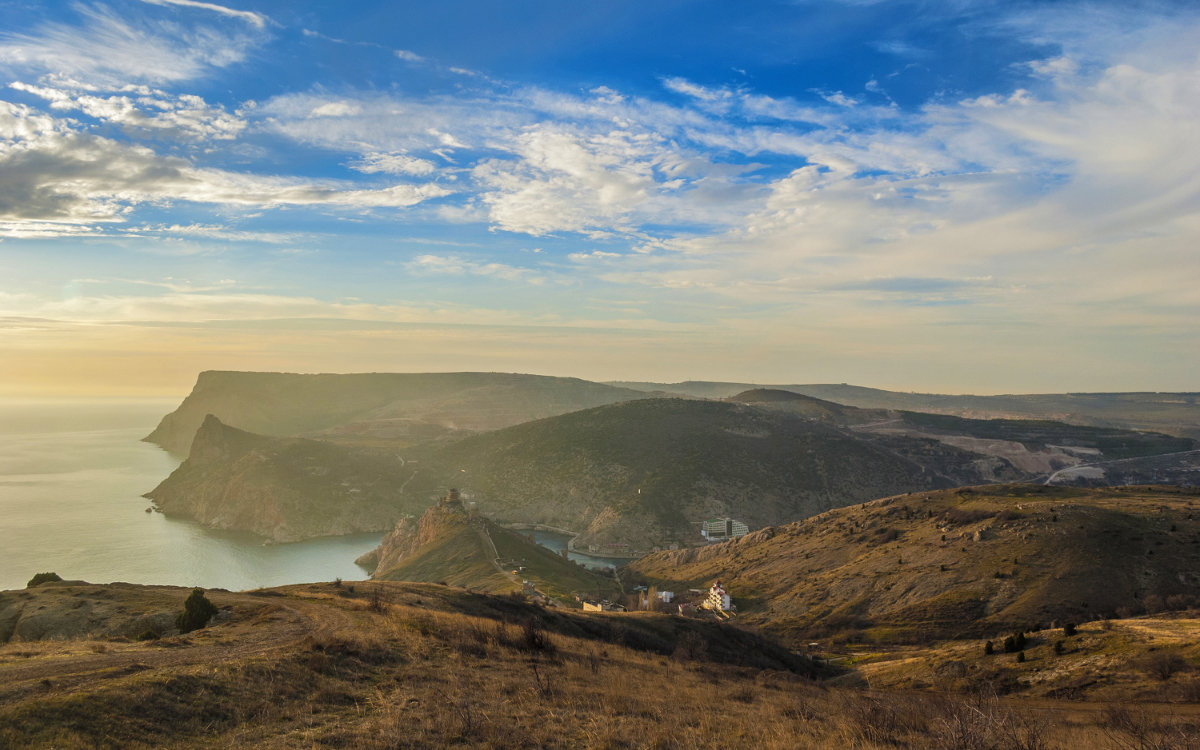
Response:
0,0,1197,397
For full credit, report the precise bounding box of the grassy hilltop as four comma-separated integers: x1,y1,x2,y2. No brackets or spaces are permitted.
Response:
628,485,1200,644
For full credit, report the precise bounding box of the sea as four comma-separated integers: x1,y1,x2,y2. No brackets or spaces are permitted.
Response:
0,400,382,592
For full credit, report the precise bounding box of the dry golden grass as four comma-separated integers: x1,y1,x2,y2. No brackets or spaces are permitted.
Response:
3,580,1200,749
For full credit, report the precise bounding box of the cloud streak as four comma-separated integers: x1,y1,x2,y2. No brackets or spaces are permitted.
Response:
138,0,268,28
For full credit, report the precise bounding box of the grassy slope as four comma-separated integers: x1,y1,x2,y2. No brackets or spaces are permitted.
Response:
489,525,621,603
0,581,832,750
5,581,1199,749
627,485,1200,644
856,614,1200,702
370,510,513,592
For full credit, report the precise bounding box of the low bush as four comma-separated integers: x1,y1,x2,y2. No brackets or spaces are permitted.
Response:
26,572,62,587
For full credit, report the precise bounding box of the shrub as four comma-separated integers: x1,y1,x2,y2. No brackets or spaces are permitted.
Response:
674,630,708,661
984,640,995,655
1141,651,1188,681
26,572,62,587
1063,622,1077,637
1166,594,1192,611
176,588,218,633
1003,632,1027,653
1017,651,1026,663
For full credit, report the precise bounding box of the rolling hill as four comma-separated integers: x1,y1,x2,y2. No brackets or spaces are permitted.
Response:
426,398,1013,551
626,484,1200,645
614,381,1200,439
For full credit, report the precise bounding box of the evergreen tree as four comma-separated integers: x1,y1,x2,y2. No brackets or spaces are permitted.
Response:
176,588,218,633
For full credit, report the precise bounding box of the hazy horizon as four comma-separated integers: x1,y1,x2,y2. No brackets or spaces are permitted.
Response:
2,1,1197,397
2,372,1198,403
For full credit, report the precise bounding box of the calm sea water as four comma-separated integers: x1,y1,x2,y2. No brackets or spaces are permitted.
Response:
529,531,629,570
0,400,381,592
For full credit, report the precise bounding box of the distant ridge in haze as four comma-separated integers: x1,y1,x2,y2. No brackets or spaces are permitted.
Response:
145,371,654,455
612,381,1200,438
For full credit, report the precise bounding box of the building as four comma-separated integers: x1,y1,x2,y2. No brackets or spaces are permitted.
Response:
582,600,625,612
439,488,464,510
704,580,732,612
700,517,750,541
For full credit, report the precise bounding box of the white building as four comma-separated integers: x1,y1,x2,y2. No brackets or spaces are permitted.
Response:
705,580,732,612
700,517,750,541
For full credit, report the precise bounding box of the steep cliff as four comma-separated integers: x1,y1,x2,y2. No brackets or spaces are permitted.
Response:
144,415,419,542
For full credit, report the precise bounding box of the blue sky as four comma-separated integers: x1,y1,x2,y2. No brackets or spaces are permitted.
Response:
1,0,1197,396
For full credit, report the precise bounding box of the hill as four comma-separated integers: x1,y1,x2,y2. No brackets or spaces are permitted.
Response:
360,494,621,604
6,579,1200,748
145,371,654,455
427,398,1014,551
626,485,1200,645
0,579,832,749
730,390,1196,481
612,381,1200,439
725,388,882,424
144,415,421,542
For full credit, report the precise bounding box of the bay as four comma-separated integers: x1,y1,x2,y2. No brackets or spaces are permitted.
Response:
0,400,381,592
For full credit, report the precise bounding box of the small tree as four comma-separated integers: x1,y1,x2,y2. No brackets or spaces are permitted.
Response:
1063,622,1077,637
984,640,995,655
176,588,218,633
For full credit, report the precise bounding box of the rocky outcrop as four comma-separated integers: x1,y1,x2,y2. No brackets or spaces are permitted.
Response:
0,582,190,642
355,515,419,574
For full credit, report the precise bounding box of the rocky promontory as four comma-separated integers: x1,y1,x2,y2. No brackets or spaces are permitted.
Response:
144,415,419,542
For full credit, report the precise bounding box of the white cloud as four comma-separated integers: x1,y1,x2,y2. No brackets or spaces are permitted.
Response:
137,0,268,28
11,81,245,140
394,49,424,62
0,4,262,86
409,254,544,284
349,152,437,176
0,101,451,227
309,101,363,118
